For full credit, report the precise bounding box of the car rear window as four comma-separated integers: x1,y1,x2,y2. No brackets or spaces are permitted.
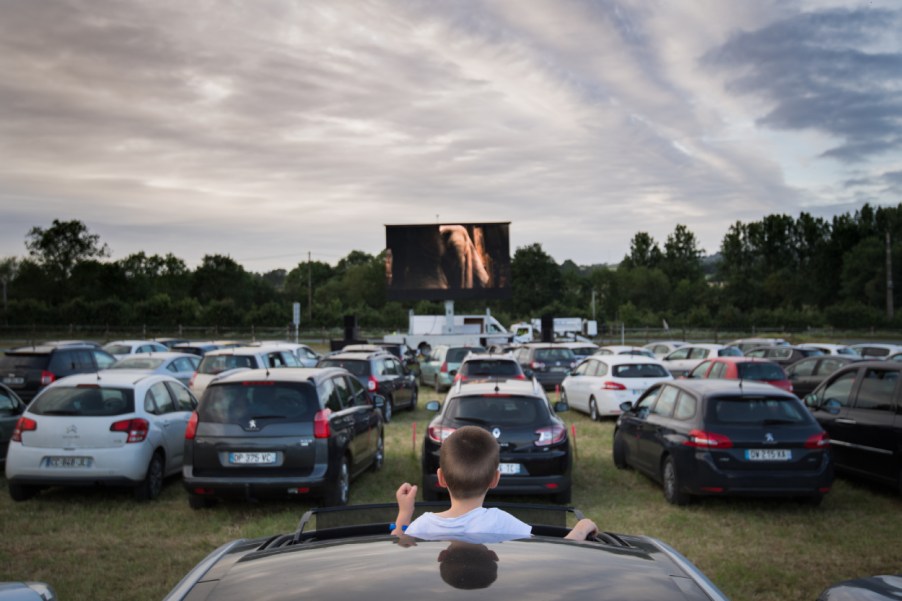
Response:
0,354,48,369
111,358,165,370
201,382,319,424
737,362,786,381
709,396,807,424
104,344,131,355
448,395,547,426
29,386,134,416
198,355,257,375
460,360,522,377
447,347,484,363
535,348,576,361
718,347,743,357
318,359,370,377
612,363,670,378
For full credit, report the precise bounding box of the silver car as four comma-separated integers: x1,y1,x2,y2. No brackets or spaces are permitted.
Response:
104,352,201,385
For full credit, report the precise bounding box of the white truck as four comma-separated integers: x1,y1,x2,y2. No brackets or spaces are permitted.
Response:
510,317,598,343
383,307,515,355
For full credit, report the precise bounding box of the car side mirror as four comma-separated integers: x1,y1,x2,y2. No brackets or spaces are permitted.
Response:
371,394,386,409
553,400,569,412
523,368,534,378
803,394,817,408
425,400,441,412
619,401,633,413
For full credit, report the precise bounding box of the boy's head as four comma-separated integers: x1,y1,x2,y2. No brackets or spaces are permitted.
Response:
439,425,500,499
438,541,499,589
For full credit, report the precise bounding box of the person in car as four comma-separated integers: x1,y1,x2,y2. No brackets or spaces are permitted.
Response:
392,426,597,541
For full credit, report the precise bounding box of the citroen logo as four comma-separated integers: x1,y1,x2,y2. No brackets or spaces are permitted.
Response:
491,427,501,438
66,425,78,435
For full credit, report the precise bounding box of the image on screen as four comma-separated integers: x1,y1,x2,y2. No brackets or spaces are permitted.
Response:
385,223,512,301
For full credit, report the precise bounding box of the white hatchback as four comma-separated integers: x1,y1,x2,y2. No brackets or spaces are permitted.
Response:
4,372,198,502
561,355,672,420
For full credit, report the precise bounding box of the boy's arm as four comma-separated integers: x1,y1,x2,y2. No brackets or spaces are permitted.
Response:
392,483,418,535
564,518,598,541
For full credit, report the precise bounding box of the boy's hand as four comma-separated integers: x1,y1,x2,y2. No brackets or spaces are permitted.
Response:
393,482,418,535
565,518,599,541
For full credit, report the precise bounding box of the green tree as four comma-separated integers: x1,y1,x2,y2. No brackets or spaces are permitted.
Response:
620,232,662,269
511,243,563,317
25,219,110,280
0,256,19,317
662,224,704,284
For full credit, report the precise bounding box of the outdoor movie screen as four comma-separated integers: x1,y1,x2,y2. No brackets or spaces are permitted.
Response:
385,222,512,301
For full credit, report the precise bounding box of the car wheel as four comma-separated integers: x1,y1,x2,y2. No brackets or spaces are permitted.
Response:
324,456,350,507
589,397,599,422
371,431,384,472
134,452,164,501
662,456,691,506
612,431,628,469
434,375,445,393
409,385,418,410
188,493,215,510
382,396,394,423
8,482,39,502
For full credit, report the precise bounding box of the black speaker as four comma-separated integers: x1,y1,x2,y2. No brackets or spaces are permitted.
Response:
541,314,554,343
343,315,359,341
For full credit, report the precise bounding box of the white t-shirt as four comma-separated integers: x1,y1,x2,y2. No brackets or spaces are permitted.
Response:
405,507,532,543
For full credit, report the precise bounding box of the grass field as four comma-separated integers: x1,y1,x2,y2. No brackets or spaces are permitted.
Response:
1,384,900,601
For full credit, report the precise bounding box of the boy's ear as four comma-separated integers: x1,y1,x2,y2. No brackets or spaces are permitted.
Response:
488,470,501,489
436,468,448,488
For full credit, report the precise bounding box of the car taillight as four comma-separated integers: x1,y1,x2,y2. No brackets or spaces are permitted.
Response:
514,373,526,380
535,424,566,446
110,418,150,443
530,361,545,370
684,429,733,448
188,372,198,388
602,381,626,390
185,412,198,440
40,371,55,386
440,362,448,373
314,409,331,438
427,425,456,444
367,376,378,392
12,417,37,442
805,432,830,449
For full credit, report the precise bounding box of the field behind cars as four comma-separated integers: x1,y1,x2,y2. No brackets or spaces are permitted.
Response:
1,385,900,601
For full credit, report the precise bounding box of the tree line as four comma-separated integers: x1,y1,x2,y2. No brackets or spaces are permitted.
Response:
1,205,900,332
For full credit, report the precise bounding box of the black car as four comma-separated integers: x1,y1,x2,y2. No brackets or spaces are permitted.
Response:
0,383,26,466
317,350,417,423
803,360,902,494
613,379,833,505
512,343,578,390
455,352,527,382
182,367,384,508
0,343,117,402
744,345,824,366
422,378,572,503
785,355,861,398
162,503,730,601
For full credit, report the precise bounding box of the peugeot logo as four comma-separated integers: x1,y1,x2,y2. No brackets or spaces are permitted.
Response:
491,427,501,438
247,419,259,431
764,433,776,444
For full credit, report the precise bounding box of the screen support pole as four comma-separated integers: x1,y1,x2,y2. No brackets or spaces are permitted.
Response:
444,300,455,334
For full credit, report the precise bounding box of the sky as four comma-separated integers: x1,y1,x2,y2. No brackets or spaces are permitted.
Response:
2,0,901,273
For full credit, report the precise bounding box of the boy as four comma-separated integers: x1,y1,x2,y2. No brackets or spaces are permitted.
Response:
392,426,597,541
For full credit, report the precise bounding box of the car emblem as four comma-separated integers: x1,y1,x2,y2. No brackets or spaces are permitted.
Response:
764,433,775,444
66,425,78,435
492,427,501,438
248,419,259,431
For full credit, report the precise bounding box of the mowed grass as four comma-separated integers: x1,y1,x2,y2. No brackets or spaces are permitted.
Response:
2,384,901,601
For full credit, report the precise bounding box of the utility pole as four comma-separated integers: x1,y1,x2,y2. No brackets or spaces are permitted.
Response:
886,231,894,320
308,251,313,321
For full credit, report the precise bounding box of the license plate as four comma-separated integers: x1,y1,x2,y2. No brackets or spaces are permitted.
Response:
551,366,568,372
745,449,791,461
499,463,521,475
2,376,23,386
44,456,92,468
229,452,277,465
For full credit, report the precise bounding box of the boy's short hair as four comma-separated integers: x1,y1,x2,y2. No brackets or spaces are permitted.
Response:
439,426,500,499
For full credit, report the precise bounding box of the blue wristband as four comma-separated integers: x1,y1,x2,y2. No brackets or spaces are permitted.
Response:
390,523,408,533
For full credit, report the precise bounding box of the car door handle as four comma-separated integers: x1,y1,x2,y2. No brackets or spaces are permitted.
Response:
836,418,857,425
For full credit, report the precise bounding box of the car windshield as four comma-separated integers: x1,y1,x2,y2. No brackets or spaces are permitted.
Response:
198,355,256,375
612,363,669,378
201,382,318,423
718,347,743,357
708,396,807,424
103,344,133,355
535,348,576,361
111,357,166,369
737,362,786,381
29,386,134,416
460,360,522,377
319,359,369,377
447,347,484,363
448,395,546,426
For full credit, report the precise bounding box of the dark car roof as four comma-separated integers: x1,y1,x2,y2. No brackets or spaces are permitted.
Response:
209,367,351,387
664,378,796,398
5,343,100,355
163,504,728,601
324,351,390,361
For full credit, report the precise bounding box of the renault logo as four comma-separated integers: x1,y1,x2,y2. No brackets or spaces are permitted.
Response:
491,427,501,438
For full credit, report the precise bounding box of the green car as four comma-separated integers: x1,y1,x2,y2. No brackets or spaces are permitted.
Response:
418,345,485,392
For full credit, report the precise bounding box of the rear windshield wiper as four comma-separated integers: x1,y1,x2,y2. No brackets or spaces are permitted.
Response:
454,416,491,425
40,410,79,416
249,414,287,420
761,418,798,425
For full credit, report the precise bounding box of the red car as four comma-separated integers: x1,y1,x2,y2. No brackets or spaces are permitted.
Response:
684,357,793,394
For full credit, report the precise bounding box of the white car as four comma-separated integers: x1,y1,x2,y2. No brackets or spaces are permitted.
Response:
797,343,860,357
661,344,742,377
249,341,321,367
848,343,902,358
643,340,687,358
101,339,169,360
188,345,302,399
104,352,201,385
725,337,788,353
5,372,198,502
594,345,655,358
561,355,672,420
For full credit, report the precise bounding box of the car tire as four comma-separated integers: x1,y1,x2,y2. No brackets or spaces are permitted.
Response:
188,493,215,510
612,432,628,469
662,456,691,506
8,482,39,502
589,398,599,422
134,452,164,501
434,375,445,393
371,431,384,472
409,385,418,410
382,396,394,423
324,455,350,507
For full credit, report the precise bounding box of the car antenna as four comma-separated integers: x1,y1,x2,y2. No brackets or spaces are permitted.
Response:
494,383,500,393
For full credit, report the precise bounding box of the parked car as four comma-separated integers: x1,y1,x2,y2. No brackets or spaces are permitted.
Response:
418,345,485,392
454,352,526,383
595,345,656,358
512,343,579,390
317,350,417,422
849,343,902,359
555,341,599,361
422,377,572,502
744,345,823,366
798,343,860,357
0,343,117,402
726,337,789,353
189,345,302,399
803,360,902,494
104,352,201,386
154,338,190,349
0,384,26,466
644,341,688,358
562,355,672,421
685,357,793,394
613,379,833,505
784,355,861,398
0,582,57,601
5,372,198,501
250,341,322,367
101,339,169,360
162,503,730,601
661,344,742,378
182,367,384,508
817,574,902,601
170,341,225,357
